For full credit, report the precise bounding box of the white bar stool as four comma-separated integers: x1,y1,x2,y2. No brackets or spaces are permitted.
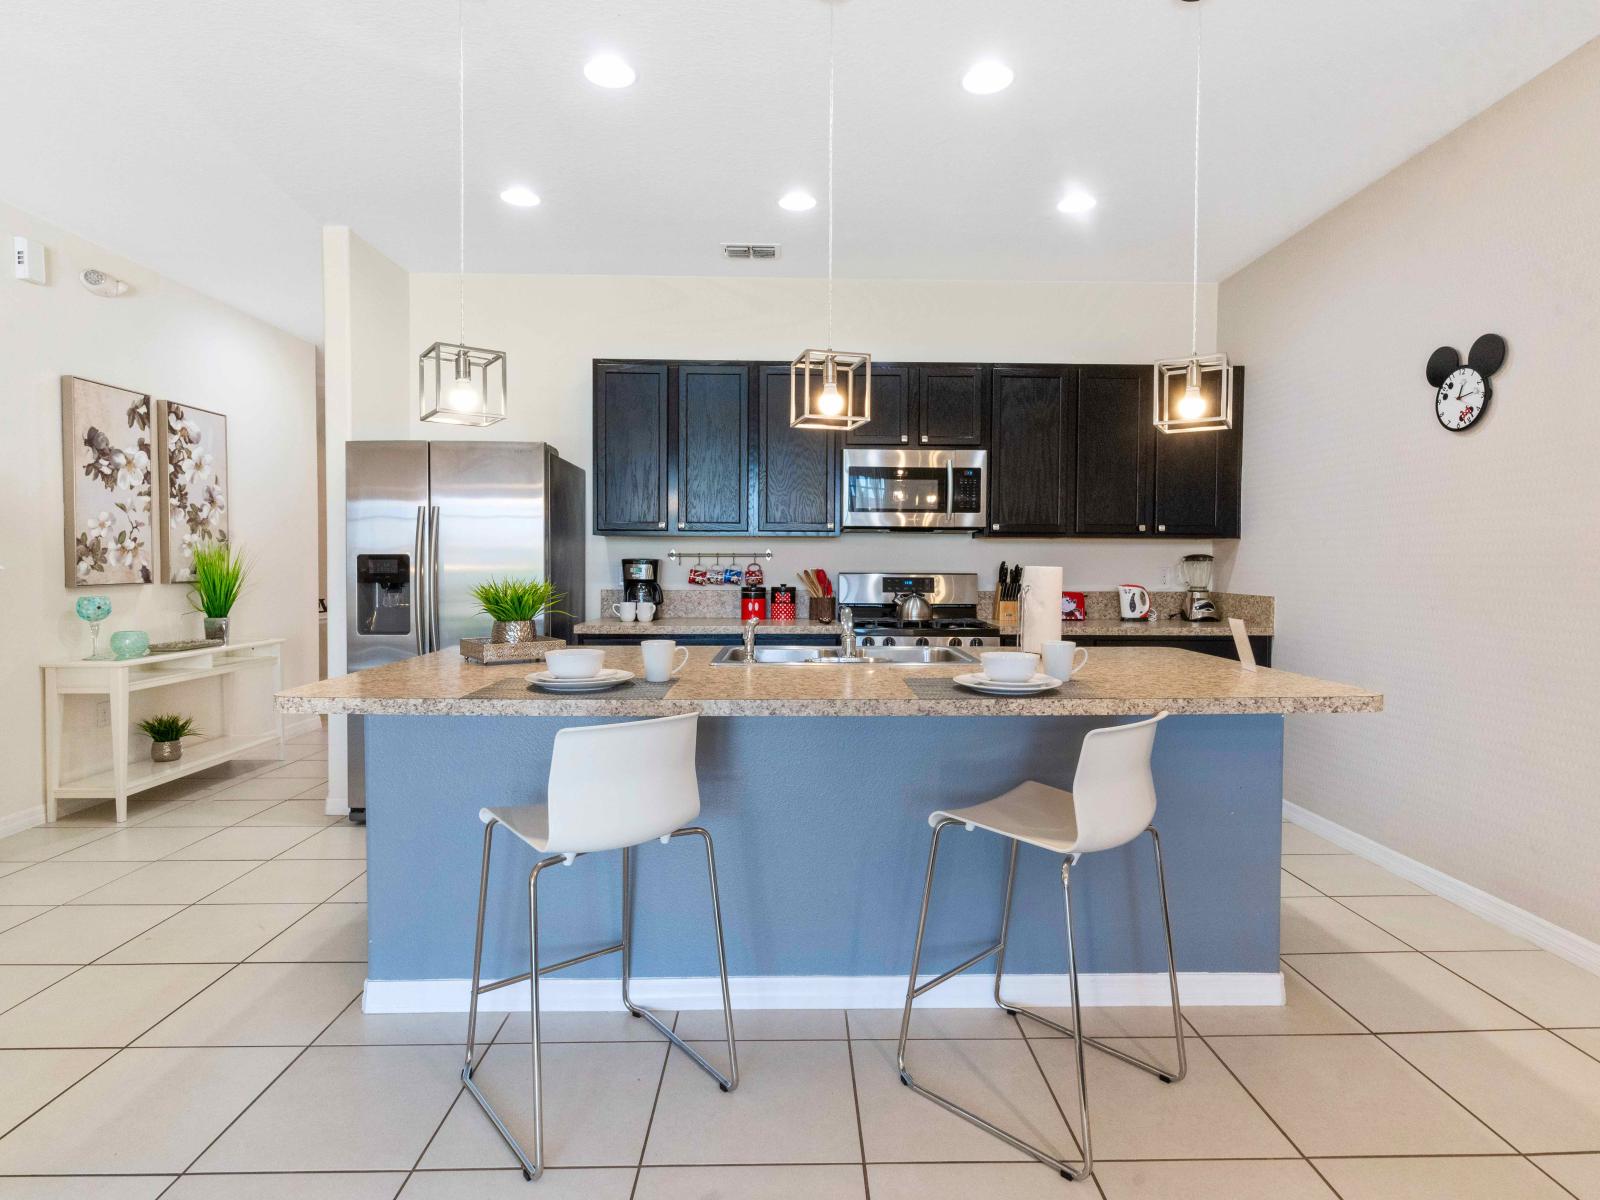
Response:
461,712,737,1180
897,712,1185,1183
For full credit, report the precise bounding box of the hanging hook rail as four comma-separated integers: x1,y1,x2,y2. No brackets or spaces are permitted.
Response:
667,549,775,567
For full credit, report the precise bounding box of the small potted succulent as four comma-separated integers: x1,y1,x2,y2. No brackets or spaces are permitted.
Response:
139,713,195,763
472,577,565,644
189,539,246,643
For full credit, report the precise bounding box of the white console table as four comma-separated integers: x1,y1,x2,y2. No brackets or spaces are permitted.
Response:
42,639,286,823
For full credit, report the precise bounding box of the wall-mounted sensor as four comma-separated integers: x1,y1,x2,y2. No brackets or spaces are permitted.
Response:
13,236,46,284
80,268,129,298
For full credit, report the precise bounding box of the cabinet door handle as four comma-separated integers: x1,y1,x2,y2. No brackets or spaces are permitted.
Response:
920,435,928,443
991,523,1000,531
1139,524,1147,532
901,435,908,443
1158,524,1166,532
657,521,666,529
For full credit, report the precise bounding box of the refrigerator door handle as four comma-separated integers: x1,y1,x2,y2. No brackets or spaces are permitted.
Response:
413,505,428,658
428,505,443,653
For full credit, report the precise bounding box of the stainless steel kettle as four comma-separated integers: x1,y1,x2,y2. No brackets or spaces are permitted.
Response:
894,590,932,622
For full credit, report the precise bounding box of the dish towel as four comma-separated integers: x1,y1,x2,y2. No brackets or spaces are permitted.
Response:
1018,565,1063,656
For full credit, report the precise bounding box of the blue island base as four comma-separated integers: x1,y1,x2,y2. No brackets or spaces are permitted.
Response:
360,714,1285,1011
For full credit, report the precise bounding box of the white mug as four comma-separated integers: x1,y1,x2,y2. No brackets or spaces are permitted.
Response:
640,639,689,683
1042,640,1089,680
611,601,637,622
635,601,657,623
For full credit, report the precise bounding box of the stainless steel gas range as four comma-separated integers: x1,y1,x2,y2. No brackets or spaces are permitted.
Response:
835,572,1016,649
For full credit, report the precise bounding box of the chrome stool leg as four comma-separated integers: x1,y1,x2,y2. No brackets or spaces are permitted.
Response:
897,818,1085,1180
995,825,1187,1085
621,827,739,1091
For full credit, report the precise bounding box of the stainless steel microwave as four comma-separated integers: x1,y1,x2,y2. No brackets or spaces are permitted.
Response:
842,448,987,530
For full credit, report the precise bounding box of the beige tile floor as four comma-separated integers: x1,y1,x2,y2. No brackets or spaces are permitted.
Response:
1,740,1597,1199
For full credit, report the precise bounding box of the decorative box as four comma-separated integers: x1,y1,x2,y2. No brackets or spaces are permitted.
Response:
460,637,565,665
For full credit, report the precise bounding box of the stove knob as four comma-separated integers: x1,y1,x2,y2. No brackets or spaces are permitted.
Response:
915,637,930,647
860,636,874,647
947,638,962,648
968,637,986,647
882,636,897,646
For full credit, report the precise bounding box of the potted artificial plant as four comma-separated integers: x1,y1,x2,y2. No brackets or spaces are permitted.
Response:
473,577,565,644
189,539,246,643
139,714,195,763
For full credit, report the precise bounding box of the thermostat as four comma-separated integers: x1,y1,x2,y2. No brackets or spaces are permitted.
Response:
13,237,46,284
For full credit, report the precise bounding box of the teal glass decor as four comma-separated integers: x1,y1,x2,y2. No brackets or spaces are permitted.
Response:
75,595,112,659
109,631,150,660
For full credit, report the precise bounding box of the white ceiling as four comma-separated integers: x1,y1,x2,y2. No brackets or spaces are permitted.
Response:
4,1,1596,342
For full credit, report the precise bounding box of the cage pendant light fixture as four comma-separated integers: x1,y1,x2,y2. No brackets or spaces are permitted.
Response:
420,0,507,426
791,0,871,431
1155,0,1231,434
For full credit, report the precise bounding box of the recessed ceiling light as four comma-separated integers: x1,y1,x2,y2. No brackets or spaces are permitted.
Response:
962,61,1014,95
1057,187,1097,216
499,185,541,208
778,190,817,212
583,54,636,88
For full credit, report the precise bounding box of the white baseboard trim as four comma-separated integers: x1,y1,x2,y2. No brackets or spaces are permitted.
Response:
0,808,42,839
1283,801,1600,975
364,970,1284,1014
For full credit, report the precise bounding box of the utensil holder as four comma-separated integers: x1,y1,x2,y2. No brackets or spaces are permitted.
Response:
810,596,835,624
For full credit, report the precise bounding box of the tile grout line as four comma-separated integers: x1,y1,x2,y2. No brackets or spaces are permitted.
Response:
627,1010,679,1200
840,1011,872,1198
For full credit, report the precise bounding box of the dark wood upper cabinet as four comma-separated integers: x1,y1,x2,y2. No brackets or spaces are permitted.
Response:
676,364,750,532
1075,365,1153,535
987,366,1077,535
1152,367,1244,537
844,365,912,447
757,365,839,534
593,362,669,532
918,365,986,446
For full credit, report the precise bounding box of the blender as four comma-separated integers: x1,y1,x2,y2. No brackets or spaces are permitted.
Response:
1178,554,1219,621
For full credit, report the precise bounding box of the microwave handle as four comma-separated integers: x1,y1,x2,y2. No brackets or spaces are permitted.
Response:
945,461,956,514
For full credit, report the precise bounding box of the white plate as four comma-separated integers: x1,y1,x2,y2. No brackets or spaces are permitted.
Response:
952,672,1063,696
526,668,634,692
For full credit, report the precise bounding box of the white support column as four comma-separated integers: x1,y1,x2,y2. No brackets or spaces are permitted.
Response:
108,673,130,823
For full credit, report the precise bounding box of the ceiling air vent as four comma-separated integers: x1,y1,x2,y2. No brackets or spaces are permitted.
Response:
722,242,781,261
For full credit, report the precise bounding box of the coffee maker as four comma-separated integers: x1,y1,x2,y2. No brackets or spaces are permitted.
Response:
621,557,664,607
1178,554,1219,621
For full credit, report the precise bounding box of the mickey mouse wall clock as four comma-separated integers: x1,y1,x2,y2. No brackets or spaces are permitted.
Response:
1425,334,1506,431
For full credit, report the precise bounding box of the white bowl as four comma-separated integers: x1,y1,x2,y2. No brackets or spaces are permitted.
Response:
543,648,607,679
980,651,1039,683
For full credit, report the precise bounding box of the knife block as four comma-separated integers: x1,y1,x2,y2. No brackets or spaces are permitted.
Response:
996,599,1020,632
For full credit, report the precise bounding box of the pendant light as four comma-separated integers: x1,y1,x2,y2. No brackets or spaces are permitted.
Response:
1155,0,1232,434
791,0,871,431
420,0,507,426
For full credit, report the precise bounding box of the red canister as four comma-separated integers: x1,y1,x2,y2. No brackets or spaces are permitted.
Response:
740,586,768,621
769,585,797,622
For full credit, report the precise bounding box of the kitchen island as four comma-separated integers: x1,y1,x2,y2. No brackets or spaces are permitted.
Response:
278,646,1379,1012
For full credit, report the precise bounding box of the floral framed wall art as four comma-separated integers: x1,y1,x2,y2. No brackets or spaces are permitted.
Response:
156,400,229,583
61,376,154,586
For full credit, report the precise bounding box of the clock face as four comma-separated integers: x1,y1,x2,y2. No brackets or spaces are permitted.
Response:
1436,366,1488,430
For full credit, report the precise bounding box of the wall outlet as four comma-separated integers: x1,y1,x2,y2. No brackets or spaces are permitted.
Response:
94,700,110,727
13,236,47,285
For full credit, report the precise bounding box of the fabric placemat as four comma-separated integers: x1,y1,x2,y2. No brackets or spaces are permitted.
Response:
903,676,1062,701
466,676,677,701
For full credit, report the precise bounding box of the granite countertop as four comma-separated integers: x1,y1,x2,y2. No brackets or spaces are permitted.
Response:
277,646,1381,719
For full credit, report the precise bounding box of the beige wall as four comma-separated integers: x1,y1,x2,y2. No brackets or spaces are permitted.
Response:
402,273,1222,611
0,200,319,834
1220,41,1600,938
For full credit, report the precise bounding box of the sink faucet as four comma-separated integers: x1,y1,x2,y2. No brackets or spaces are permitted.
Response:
743,616,760,660
838,607,857,658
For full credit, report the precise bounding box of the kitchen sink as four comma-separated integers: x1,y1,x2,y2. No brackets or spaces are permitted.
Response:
710,645,977,666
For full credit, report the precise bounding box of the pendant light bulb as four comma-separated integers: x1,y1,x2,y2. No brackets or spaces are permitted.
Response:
817,361,845,417
445,350,481,413
1176,359,1206,419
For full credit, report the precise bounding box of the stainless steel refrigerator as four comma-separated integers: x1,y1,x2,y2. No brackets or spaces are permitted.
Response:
344,440,585,812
